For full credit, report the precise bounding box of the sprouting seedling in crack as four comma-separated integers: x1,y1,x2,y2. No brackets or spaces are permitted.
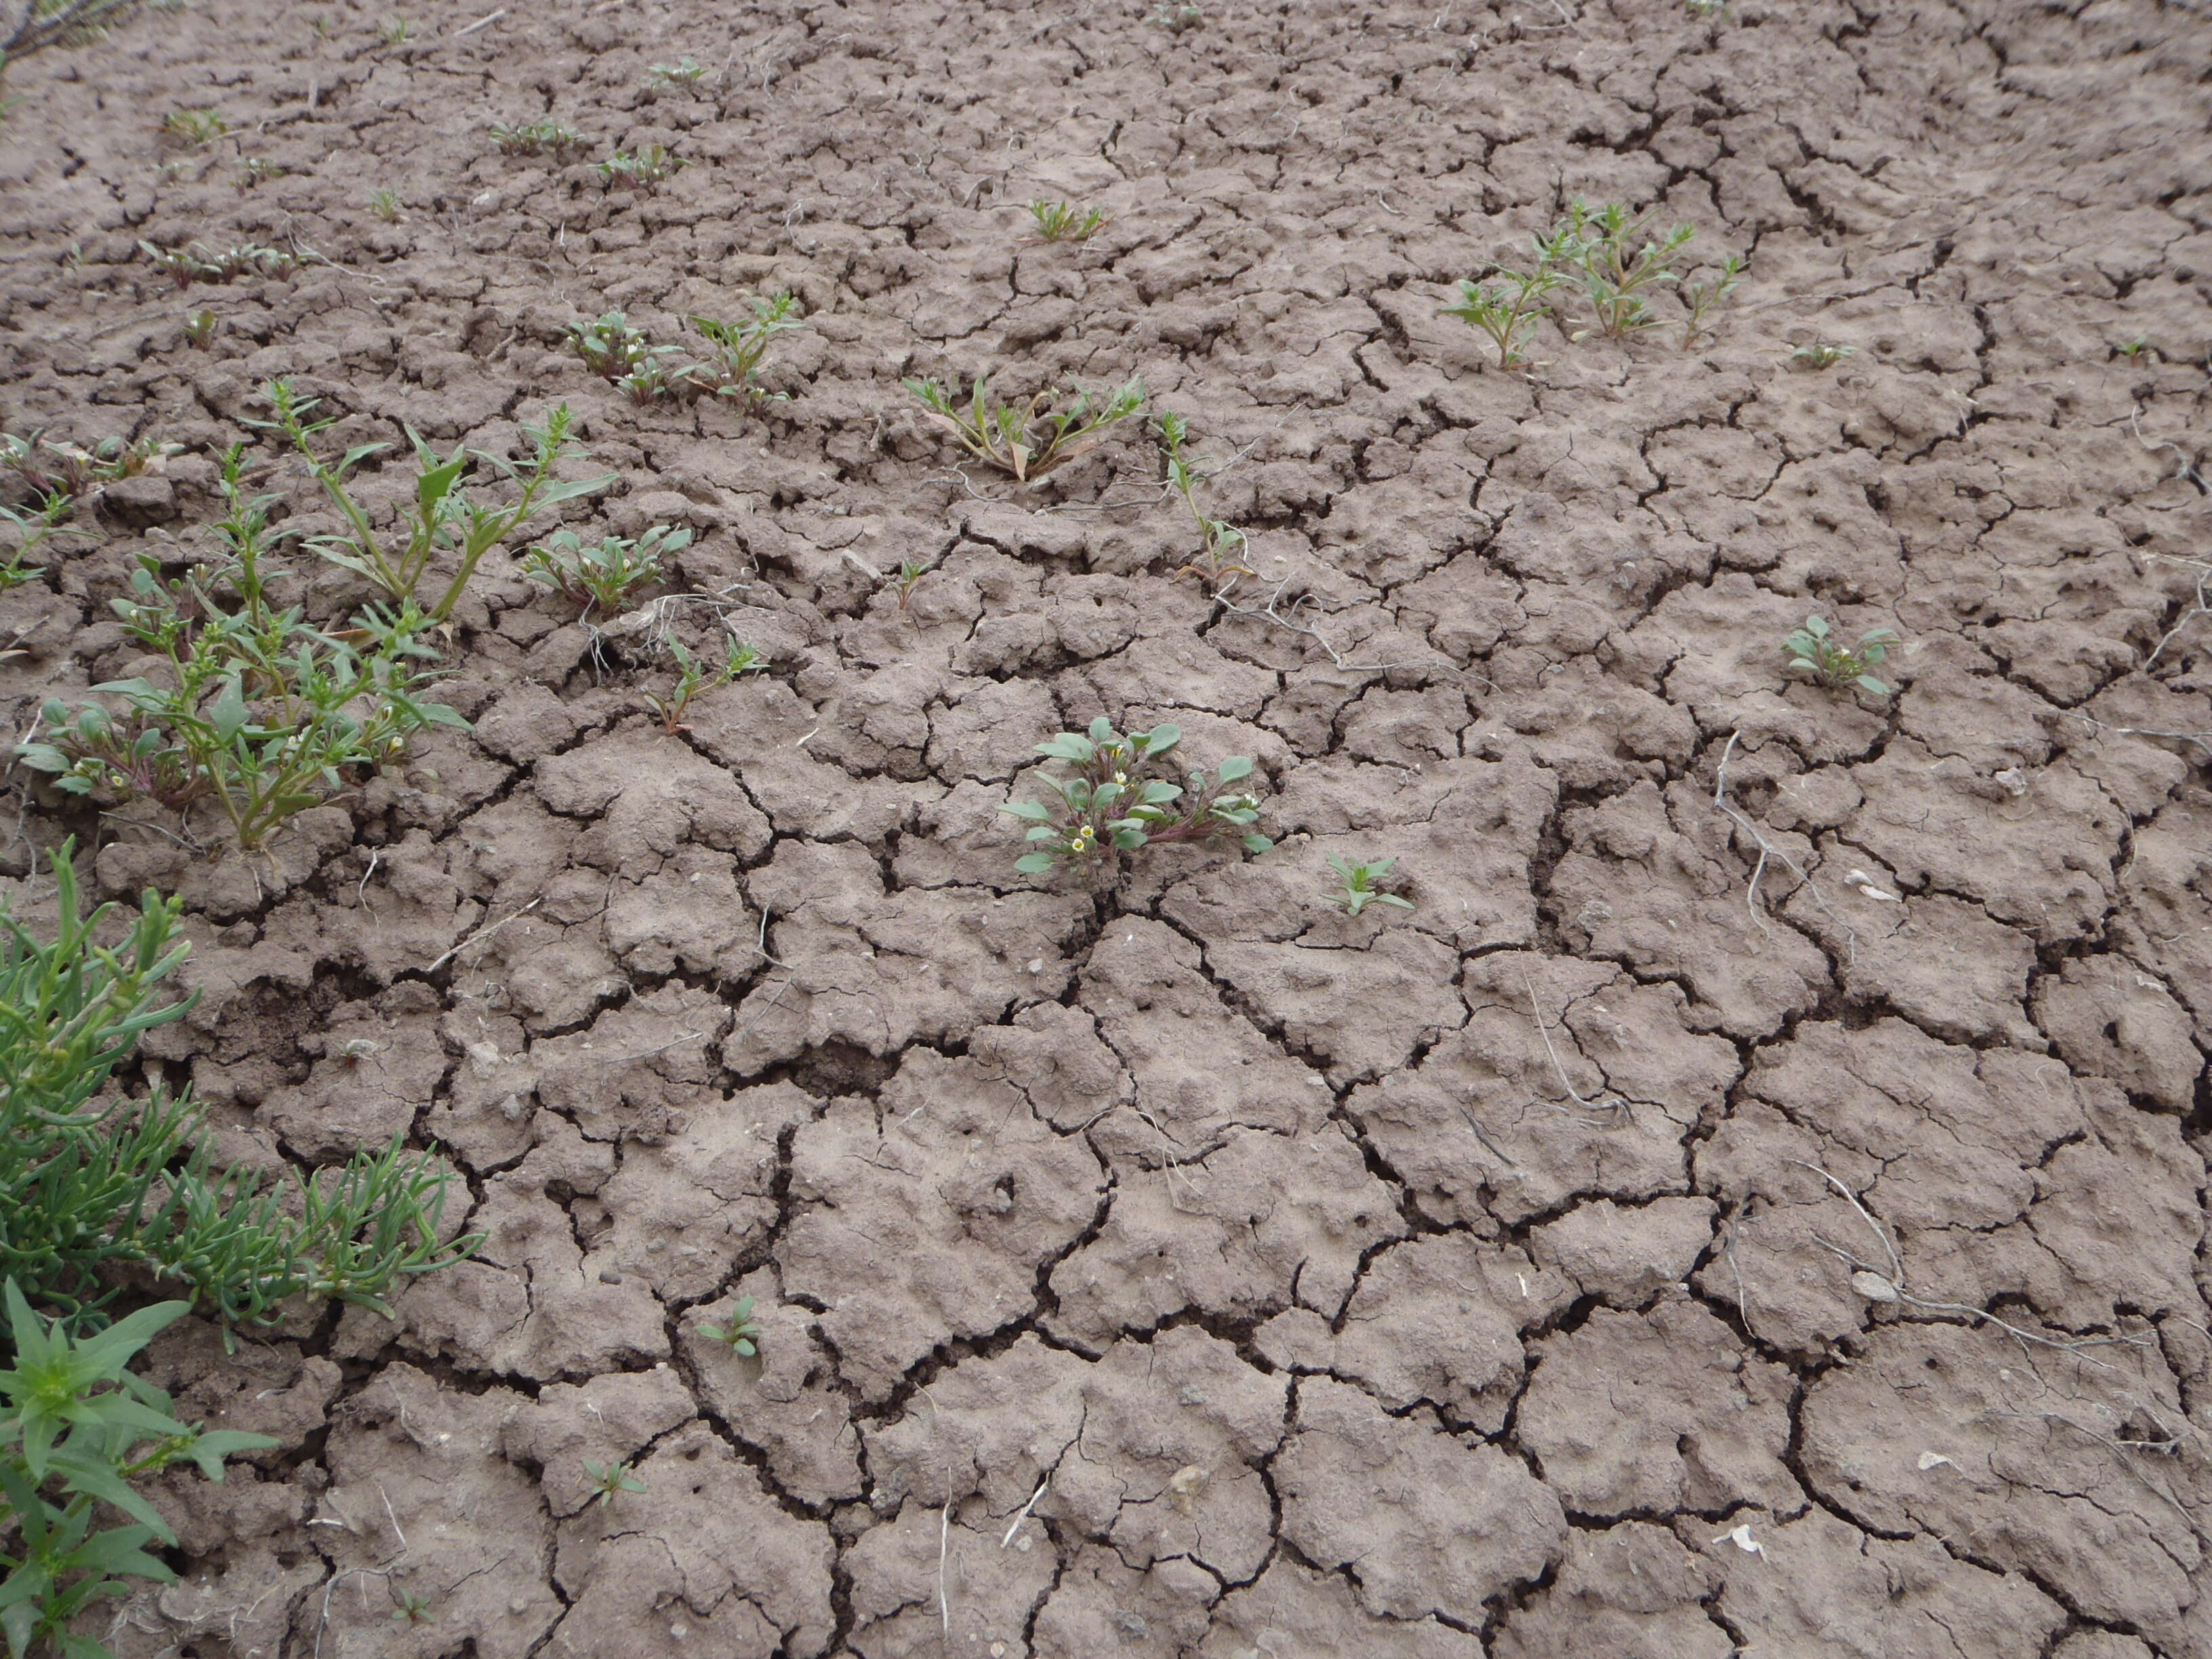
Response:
1441,264,1565,370
646,636,764,734
1158,411,1255,583
904,375,1145,482
1322,855,1414,917
583,1459,645,1508
1790,341,1856,371
1025,201,1110,243
1783,615,1900,698
1001,717,1270,877
698,1295,761,1356
1679,252,1746,351
890,557,932,610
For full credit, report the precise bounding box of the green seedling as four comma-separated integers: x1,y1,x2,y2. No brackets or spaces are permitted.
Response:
20,450,474,846
369,187,403,221
378,15,413,43
161,106,228,145
235,155,285,188
522,525,689,615
686,293,804,402
2114,335,2151,360
1553,199,1697,340
489,119,584,157
1157,411,1253,582
1002,718,1269,877
258,377,611,621
646,636,763,733
3,430,175,499
582,1459,645,1509
1323,854,1414,917
184,308,217,349
597,144,682,188
1441,264,1568,369
1789,341,1856,370
890,557,931,609
698,1296,760,1356
905,375,1146,482
390,1587,435,1624
1152,1,1203,28
565,311,693,402
0,1279,279,1659
1025,201,1110,243
0,492,74,590
1783,614,1900,697
1685,0,1729,16
138,239,300,285
1679,252,1746,350
647,56,705,88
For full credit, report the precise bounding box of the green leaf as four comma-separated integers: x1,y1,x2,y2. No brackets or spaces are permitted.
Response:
1215,755,1253,783
1241,833,1273,854
1854,675,1888,696
1013,852,1058,875
1035,734,1092,762
1139,722,1181,757
999,800,1054,821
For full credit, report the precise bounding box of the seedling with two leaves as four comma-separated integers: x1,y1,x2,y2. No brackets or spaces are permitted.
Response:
583,1460,645,1508
1789,341,1856,370
1323,855,1413,917
523,525,688,615
1001,718,1269,876
889,558,931,610
905,376,1145,482
1783,614,1900,698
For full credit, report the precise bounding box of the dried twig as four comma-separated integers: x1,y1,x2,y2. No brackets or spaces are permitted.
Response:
1711,731,1856,962
2141,554,2211,671
1208,571,1435,676
426,897,542,974
1520,967,1631,1125
1000,1475,1048,1547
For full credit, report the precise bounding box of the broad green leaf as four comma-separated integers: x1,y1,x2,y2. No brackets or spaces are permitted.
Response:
999,800,1054,821
1013,852,1057,874
1215,756,1253,783
1242,833,1273,853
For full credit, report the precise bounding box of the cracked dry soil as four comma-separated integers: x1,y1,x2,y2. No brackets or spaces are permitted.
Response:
3,0,2211,1653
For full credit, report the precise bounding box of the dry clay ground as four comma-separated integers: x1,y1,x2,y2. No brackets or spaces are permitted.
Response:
3,0,2211,1653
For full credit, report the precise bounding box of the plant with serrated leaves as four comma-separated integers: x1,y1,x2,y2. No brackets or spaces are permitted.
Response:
521,525,687,615
1001,718,1269,877
0,1280,278,1659
0,494,73,592
1322,854,1413,917
905,375,1145,483
160,106,226,145
1553,199,1697,341
18,451,474,847
1789,341,1856,370
1025,201,1109,243
644,636,763,735
1679,252,1746,350
1157,411,1253,583
697,1296,760,1356
1783,614,1899,698
489,119,583,157
0,844,479,1336
257,377,611,621
685,295,802,403
583,1460,644,1509
646,56,704,89
596,144,682,188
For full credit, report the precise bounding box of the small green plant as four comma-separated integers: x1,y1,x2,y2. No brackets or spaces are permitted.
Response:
1782,614,1900,698
258,377,611,621
567,310,661,380
1025,201,1109,243
2114,335,2152,360
0,1280,279,1659
234,155,285,188
1679,252,1746,350
646,56,705,88
1,432,176,499
686,294,803,403
138,239,300,285
582,1460,645,1509
1001,718,1269,877
161,106,227,145
889,557,930,610
378,15,413,43
1789,341,1856,370
368,187,403,221
389,1587,435,1624
1685,0,1729,16
1441,264,1568,369
905,375,1145,482
1555,199,1696,341
183,308,216,349
1157,411,1253,583
596,144,682,188
1322,855,1413,917
1152,1,1203,28
697,1296,760,1356
644,636,763,734
489,119,584,157
0,493,73,591
521,525,688,615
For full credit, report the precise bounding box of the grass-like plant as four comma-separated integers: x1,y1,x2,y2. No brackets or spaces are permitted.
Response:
1157,411,1254,583
645,636,763,734
489,119,583,157
368,187,402,222
1025,201,1109,243
521,525,687,615
596,144,682,188
1783,615,1899,698
686,295,802,403
1679,253,1746,350
258,377,611,621
1001,718,1269,876
160,106,227,145
18,451,470,847
904,375,1145,482
0,494,74,590
1322,855,1412,916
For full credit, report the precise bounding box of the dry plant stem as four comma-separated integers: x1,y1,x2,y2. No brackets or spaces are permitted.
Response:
1000,1475,1048,1547
1711,731,1856,963
1520,967,1630,1123
1208,571,1429,676
2129,405,2207,491
937,1490,952,1637
426,896,542,973
2141,554,2211,670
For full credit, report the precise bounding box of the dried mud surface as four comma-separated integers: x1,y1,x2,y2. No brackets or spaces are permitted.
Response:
3,0,2211,1652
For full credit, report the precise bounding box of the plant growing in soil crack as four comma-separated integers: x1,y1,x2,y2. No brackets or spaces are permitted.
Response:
645,636,763,734
161,106,227,145
3,432,177,501
687,294,804,403
184,308,216,350
1679,252,1746,350
888,557,931,609
18,449,472,846
1441,263,1565,369
905,375,1146,482
0,493,75,589
522,525,688,615
138,240,300,286
582,1460,645,1508
1790,341,1856,371
597,144,682,188
1322,855,1413,917
1783,614,1900,697
1555,199,1696,341
1025,201,1109,243
1001,717,1270,876
647,56,705,89
698,1296,760,1356
1158,411,1254,583
369,187,403,221
258,377,611,621
489,119,583,157
389,1586,435,1624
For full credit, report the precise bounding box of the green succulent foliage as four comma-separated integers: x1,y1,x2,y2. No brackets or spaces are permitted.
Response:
1783,614,1900,697
522,525,688,615
1002,718,1269,876
697,1296,760,1357
0,844,480,1332
904,375,1145,482
17,451,468,848
0,1281,277,1659
582,1460,644,1508
257,377,611,621
1323,855,1414,917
